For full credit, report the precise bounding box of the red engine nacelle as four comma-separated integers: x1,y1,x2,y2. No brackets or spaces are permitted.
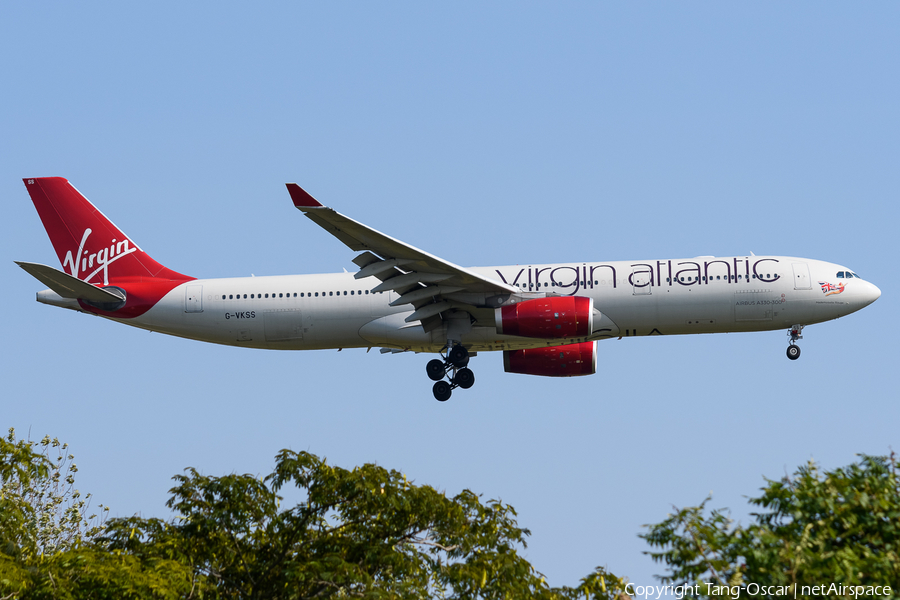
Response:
495,296,593,339
503,341,596,377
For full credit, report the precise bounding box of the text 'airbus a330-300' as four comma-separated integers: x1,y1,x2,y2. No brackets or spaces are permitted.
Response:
17,178,881,401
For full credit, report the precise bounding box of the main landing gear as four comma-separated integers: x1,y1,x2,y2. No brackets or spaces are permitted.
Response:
426,344,475,402
786,325,804,360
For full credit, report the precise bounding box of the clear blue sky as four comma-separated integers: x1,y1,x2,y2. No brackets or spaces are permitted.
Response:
2,2,898,588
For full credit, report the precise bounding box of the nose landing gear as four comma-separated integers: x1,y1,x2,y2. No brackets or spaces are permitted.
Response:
786,325,804,360
426,344,475,401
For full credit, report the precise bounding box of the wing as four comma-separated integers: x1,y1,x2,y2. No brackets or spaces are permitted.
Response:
286,184,517,332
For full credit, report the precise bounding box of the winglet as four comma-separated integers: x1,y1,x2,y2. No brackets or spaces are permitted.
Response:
285,183,324,208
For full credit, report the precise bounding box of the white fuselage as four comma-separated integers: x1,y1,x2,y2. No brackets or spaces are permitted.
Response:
83,255,880,354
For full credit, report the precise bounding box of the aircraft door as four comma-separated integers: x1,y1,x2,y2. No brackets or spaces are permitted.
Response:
185,285,203,313
792,263,812,290
631,266,652,295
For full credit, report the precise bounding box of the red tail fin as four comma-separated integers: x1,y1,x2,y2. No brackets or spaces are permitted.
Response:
24,177,191,284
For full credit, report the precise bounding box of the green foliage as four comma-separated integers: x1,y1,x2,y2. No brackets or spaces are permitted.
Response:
3,431,626,598
1,549,192,600
101,450,628,599
0,428,107,559
642,453,900,598
1,429,192,598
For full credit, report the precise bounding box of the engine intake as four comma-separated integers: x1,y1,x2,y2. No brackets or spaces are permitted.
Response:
495,296,593,339
503,341,596,377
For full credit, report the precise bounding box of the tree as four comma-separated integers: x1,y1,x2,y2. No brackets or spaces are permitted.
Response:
101,449,626,599
0,429,191,599
0,429,106,559
641,454,900,599
3,433,627,599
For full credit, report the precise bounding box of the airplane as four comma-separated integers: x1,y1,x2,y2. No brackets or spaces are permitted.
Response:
18,177,881,401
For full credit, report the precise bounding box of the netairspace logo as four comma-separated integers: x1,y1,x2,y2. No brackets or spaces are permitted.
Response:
624,582,893,599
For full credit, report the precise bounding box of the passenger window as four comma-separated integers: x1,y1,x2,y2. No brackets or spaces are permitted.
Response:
221,295,226,300
315,292,318,297
344,291,347,295
365,290,369,294
350,290,354,295
329,292,333,296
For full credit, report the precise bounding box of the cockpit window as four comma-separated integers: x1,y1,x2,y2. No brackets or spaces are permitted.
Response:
851,272,861,279
837,272,844,278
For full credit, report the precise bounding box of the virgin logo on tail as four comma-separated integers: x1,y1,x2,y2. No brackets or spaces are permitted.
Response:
62,228,139,285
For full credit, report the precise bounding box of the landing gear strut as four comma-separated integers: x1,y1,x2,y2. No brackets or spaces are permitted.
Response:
786,325,804,361
426,344,476,401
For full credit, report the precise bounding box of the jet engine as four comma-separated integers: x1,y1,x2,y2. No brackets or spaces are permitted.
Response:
502,341,596,377
495,296,593,339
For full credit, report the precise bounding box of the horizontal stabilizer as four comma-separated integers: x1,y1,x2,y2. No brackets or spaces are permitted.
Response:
16,261,125,303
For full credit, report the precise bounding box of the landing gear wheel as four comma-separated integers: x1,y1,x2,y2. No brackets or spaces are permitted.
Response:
426,359,446,381
786,345,801,360
433,380,452,402
448,345,469,367
454,367,475,389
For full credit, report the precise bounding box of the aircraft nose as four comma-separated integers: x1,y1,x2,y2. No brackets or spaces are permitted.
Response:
861,281,881,306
